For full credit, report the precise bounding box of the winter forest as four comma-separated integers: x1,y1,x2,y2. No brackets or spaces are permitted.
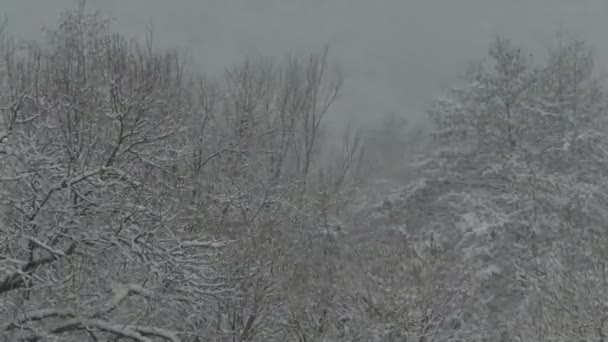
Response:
2,2,608,342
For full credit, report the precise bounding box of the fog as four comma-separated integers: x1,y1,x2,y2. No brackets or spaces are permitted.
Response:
3,0,607,126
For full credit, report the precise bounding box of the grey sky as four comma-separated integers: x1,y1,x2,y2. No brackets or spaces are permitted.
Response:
2,0,608,126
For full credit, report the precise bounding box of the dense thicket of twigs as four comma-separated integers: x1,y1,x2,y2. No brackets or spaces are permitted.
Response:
0,4,402,342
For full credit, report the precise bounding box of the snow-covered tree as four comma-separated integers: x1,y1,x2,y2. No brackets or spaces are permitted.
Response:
398,34,608,340
0,4,231,341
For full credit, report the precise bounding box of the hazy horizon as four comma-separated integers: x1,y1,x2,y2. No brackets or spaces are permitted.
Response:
2,0,607,127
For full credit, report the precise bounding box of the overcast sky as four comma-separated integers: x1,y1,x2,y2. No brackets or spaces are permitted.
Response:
2,0,608,126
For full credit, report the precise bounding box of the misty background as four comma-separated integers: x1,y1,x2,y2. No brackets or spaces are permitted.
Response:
4,0,607,127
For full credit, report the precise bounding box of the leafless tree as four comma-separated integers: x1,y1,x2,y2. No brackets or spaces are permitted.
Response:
0,5,230,341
